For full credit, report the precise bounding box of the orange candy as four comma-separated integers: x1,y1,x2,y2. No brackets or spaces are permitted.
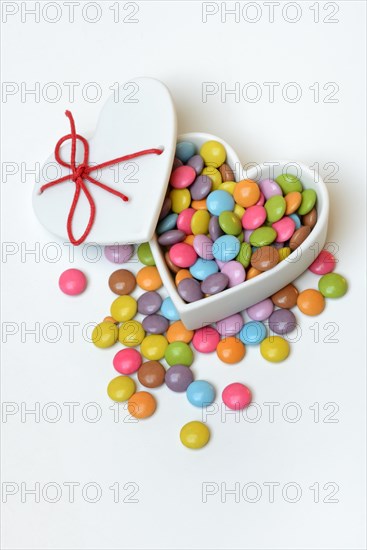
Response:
191,199,207,210
285,191,302,215
166,320,194,344
216,336,246,364
233,179,260,208
184,235,195,246
246,267,262,280
175,269,193,286
297,289,325,316
136,266,162,291
128,391,156,419
103,316,118,324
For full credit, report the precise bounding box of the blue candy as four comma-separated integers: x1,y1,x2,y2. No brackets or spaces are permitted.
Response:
156,213,178,235
289,213,301,230
186,380,215,408
160,297,180,321
239,321,267,345
206,190,234,216
175,141,196,163
189,258,219,281
212,235,240,262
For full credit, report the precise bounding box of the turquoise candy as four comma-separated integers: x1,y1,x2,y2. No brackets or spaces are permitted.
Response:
156,213,178,235
190,258,219,281
175,141,196,163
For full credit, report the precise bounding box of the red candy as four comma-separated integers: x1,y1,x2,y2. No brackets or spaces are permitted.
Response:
192,326,220,353
169,166,196,189
308,250,336,275
177,208,196,235
222,383,252,410
169,242,198,268
113,348,142,375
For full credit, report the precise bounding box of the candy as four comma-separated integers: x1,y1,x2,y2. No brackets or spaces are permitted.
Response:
239,321,267,345
158,197,172,221
156,212,178,235
246,267,262,280
169,242,197,268
289,213,302,229
247,298,274,321
200,140,226,167
209,216,224,242
190,258,219,280
186,380,215,407
216,336,246,363
222,383,252,410
216,313,243,336
265,195,286,223
212,235,240,262
104,244,134,264
278,247,291,262
137,242,155,266
140,334,168,360
249,227,277,247
165,341,194,367
113,348,142,375
160,297,180,321
170,165,196,189
219,163,235,182
165,251,181,273
180,421,210,449
220,261,246,287
260,336,290,362
118,321,145,347
187,155,204,175
309,250,336,275
318,273,347,298
178,278,204,302
142,314,169,334
251,246,278,271
289,226,311,250
268,309,297,335
190,175,212,200
170,188,191,213
128,391,156,419
271,284,299,309
298,189,317,215
166,321,194,344
107,376,136,402
202,166,222,188
259,178,282,199
206,190,234,216
92,321,118,348
177,208,196,235
236,242,252,267
191,210,210,234
297,289,325,316
219,211,242,235
59,269,87,295
108,269,136,295
272,217,296,242
242,205,266,230
192,326,221,353
165,365,194,392
136,266,162,291
275,173,302,194
137,291,162,315
193,235,214,260
285,191,302,215
233,179,260,207
158,229,186,246
110,295,137,322
175,269,193,286
176,141,196,163
201,272,229,295
138,361,166,388
191,199,207,210
302,207,317,228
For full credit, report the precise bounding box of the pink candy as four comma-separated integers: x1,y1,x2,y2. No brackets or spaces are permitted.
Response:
177,208,196,235
220,261,246,287
113,348,142,375
193,235,214,260
169,242,197,268
169,166,196,189
59,269,87,296
222,383,252,410
272,216,296,242
192,326,220,353
216,313,243,336
309,249,336,275
247,298,274,321
242,205,266,230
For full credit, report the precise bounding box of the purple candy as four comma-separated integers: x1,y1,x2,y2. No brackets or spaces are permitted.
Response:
142,314,169,335
269,309,297,335
159,197,172,221
172,157,183,170
220,261,246,287
137,291,162,315
209,216,224,242
244,229,253,243
158,229,186,246
186,154,204,175
165,365,194,392
104,244,134,264
193,235,214,260
201,272,229,295
177,278,204,302
247,298,274,321
216,313,244,336
190,175,212,200
259,178,282,200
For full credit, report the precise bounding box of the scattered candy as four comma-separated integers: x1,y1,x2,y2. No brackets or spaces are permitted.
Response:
239,321,267,345
216,336,246,364
297,289,325,316
318,273,347,298
107,376,136,402
138,361,166,388
92,321,118,348
59,268,87,295
136,266,162,291
110,295,137,322
186,380,215,407
222,383,252,410
165,365,194,392
309,250,336,275
108,269,136,295
180,421,210,449
104,244,134,264
128,391,156,419
165,341,194,367
260,336,290,362
113,348,142,375
140,334,168,360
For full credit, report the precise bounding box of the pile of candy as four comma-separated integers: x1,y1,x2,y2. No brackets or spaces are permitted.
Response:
157,140,319,302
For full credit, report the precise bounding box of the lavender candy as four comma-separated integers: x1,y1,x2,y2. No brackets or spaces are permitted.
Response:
209,216,224,242
201,272,229,295
137,291,162,315
165,365,194,392
142,314,169,335
190,175,212,200
186,155,204,175
104,244,134,264
158,229,186,246
268,309,297,335
177,278,204,303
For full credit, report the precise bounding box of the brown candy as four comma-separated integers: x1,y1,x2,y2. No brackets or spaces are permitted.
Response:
219,163,235,182
289,225,311,250
138,361,166,388
250,246,278,271
108,269,136,295
271,284,299,309
165,251,181,274
302,207,317,228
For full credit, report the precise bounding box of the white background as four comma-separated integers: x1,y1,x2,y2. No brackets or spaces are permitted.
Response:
1,1,366,549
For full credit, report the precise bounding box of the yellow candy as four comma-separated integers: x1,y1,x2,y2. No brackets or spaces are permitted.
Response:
202,166,222,189
278,247,291,262
180,421,210,449
219,181,236,195
92,321,118,349
110,295,137,322
169,188,191,213
107,375,136,402
260,336,290,362
234,204,245,218
200,140,226,168
191,210,210,235
118,321,145,347
140,334,168,360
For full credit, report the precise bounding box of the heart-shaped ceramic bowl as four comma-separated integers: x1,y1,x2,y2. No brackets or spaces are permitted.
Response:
150,132,329,330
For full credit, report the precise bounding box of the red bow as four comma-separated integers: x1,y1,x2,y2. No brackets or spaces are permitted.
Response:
39,110,162,246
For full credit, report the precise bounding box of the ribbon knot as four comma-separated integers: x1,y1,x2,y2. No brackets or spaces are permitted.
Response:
39,110,162,246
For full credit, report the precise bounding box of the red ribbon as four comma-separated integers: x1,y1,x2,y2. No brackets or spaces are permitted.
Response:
39,110,162,246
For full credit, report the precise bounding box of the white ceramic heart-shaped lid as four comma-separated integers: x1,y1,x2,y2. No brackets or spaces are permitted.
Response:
33,77,177,245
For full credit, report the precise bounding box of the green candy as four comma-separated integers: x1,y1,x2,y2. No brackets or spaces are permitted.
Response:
237,231,244,243
265,195,286,223
236,242,252,267
219,211,242,235
318,273,348,298
137,242,155,266
165,341,193,367
298,189,317,215
250,227,277,247
275,173,303,194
